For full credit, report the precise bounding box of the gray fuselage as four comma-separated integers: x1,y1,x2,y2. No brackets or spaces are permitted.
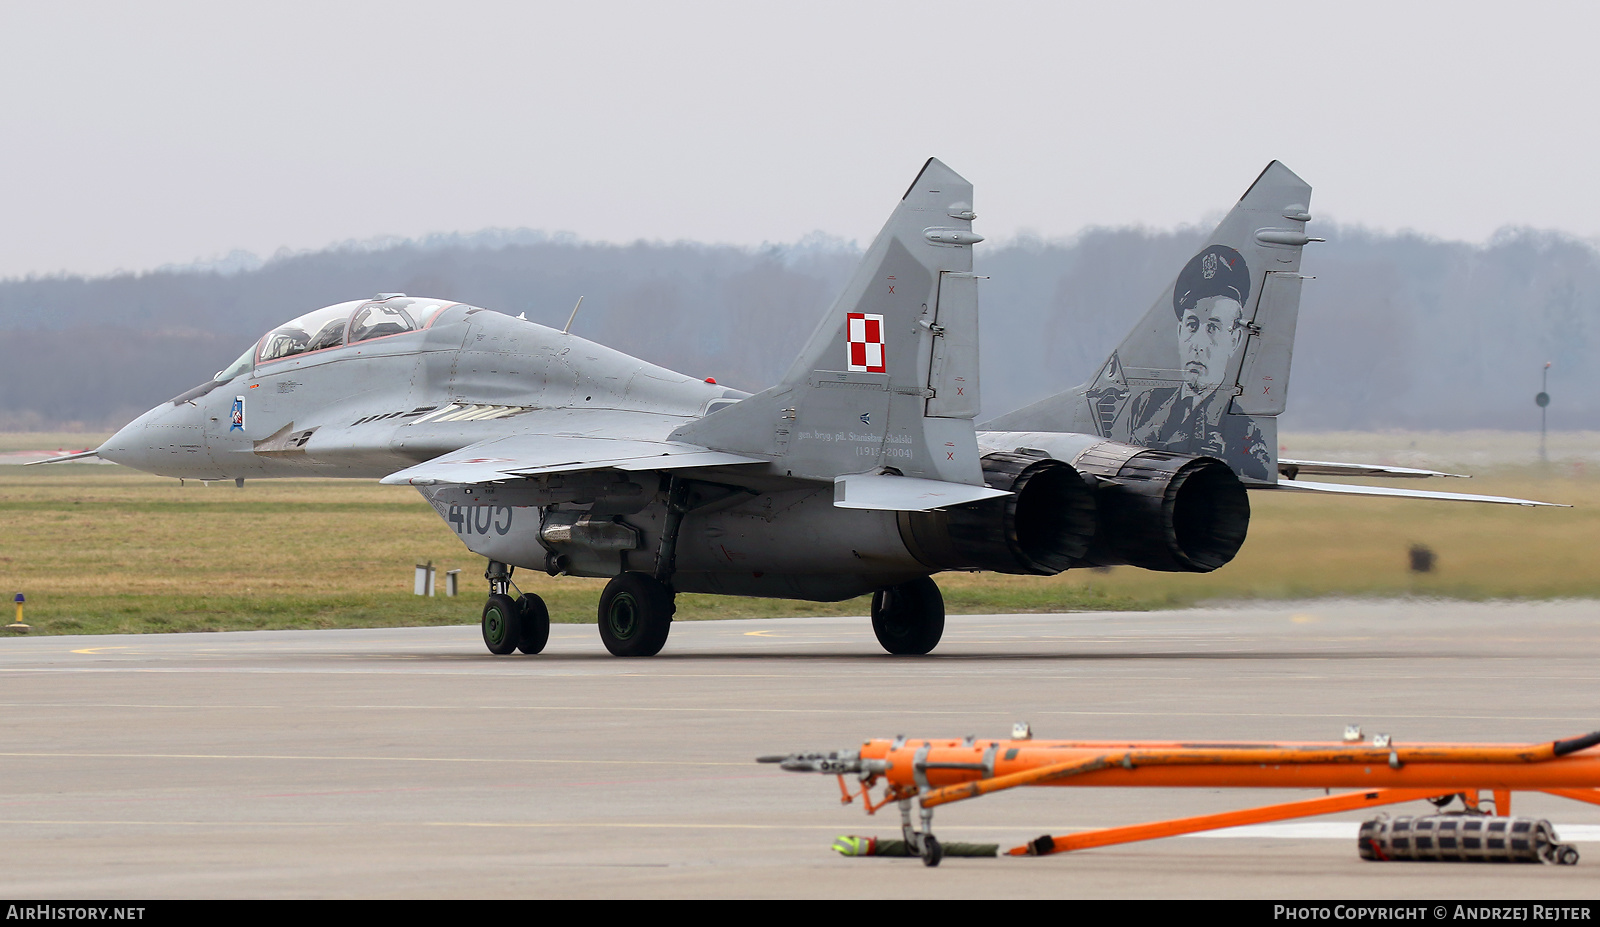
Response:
101,301,932,600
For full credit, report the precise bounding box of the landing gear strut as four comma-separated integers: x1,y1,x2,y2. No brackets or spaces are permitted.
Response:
590,477,685,658
871,576,945,655
481,561,549,656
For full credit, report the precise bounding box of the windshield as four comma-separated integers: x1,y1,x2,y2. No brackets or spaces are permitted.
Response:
214,346,255,381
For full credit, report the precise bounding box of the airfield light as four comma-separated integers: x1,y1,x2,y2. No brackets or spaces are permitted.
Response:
1536,361,1552,462
9,594,27,634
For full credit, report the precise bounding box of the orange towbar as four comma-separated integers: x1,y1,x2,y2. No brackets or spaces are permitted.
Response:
758,728,1600,867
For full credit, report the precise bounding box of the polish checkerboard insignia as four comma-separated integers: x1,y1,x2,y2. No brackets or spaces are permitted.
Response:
847,313,886,373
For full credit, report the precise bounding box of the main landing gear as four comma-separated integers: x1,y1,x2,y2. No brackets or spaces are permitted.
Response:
591,475,683,658
597,572,675,657
481,561,550,656
871,576,945,655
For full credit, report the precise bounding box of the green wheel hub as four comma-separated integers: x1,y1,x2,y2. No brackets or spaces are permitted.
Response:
485,605,510,647
606,593,641,640
481,593,522,655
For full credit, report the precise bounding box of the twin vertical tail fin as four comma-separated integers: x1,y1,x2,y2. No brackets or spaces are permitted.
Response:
673,158,993,493
984,161,1317,484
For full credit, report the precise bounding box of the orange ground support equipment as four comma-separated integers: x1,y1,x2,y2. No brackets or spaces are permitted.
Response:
758,727,1600,867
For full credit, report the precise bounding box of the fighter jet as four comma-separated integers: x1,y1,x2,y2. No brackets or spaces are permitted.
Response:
43,159,1558,657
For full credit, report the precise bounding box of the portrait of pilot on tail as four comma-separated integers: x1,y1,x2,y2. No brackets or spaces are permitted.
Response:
1124,244,1272,480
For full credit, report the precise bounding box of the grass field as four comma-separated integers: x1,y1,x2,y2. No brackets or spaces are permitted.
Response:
0,434,1595,636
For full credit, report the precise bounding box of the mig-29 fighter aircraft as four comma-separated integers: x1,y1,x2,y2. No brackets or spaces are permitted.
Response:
52,159,1557,657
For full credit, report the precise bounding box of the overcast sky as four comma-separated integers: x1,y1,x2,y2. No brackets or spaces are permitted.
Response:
2,1,1598,279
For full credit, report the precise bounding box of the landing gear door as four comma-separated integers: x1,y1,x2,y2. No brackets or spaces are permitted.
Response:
1230,271,1302,417
925,272,980,419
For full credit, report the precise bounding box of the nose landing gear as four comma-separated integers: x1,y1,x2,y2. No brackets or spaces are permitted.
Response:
481,561,550,656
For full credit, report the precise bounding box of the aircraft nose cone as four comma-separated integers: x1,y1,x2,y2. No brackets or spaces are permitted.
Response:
96,400,214,476
95,415,151,467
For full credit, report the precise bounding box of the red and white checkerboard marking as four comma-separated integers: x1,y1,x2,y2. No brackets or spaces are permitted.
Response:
847,312,886,373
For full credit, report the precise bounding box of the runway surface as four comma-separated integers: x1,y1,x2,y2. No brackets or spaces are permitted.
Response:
2,600,1598,898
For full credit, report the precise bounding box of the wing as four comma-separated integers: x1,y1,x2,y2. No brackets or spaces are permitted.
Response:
1278,458,1468,480
1256,478,1566,507
379,434,764,485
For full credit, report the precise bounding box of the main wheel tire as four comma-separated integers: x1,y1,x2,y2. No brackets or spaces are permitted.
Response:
920,834,943,867
597,572,675,657
481,593,522,655
516,593,551,655
871,576,945,655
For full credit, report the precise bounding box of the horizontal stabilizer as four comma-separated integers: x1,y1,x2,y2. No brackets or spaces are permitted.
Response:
1258,479,1566,507
833,472,1010,512
380,435,763,485
1278,458,1468,480
21,450,101,466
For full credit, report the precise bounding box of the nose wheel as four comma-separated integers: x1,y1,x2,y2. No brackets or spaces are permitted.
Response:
481,593,521,655
480,561,550,655
516,593,550,654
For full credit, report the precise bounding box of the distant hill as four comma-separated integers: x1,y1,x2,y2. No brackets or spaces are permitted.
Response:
2,225,1593,432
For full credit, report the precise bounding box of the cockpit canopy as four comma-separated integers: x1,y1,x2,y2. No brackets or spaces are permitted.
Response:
213,295,458,381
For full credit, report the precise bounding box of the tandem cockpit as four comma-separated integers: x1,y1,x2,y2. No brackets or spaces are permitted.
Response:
92,293,502,480
209,294,463,386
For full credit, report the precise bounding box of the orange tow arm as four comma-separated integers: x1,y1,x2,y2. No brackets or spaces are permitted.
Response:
762,729,1600,858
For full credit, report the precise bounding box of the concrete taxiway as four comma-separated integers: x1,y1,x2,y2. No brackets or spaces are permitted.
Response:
1,600,1598,898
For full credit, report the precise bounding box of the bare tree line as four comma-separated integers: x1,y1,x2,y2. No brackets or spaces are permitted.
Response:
1,226,1592,432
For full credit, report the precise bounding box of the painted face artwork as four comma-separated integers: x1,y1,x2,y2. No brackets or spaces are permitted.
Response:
1111,243,1271,480
1179,294,1247,394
